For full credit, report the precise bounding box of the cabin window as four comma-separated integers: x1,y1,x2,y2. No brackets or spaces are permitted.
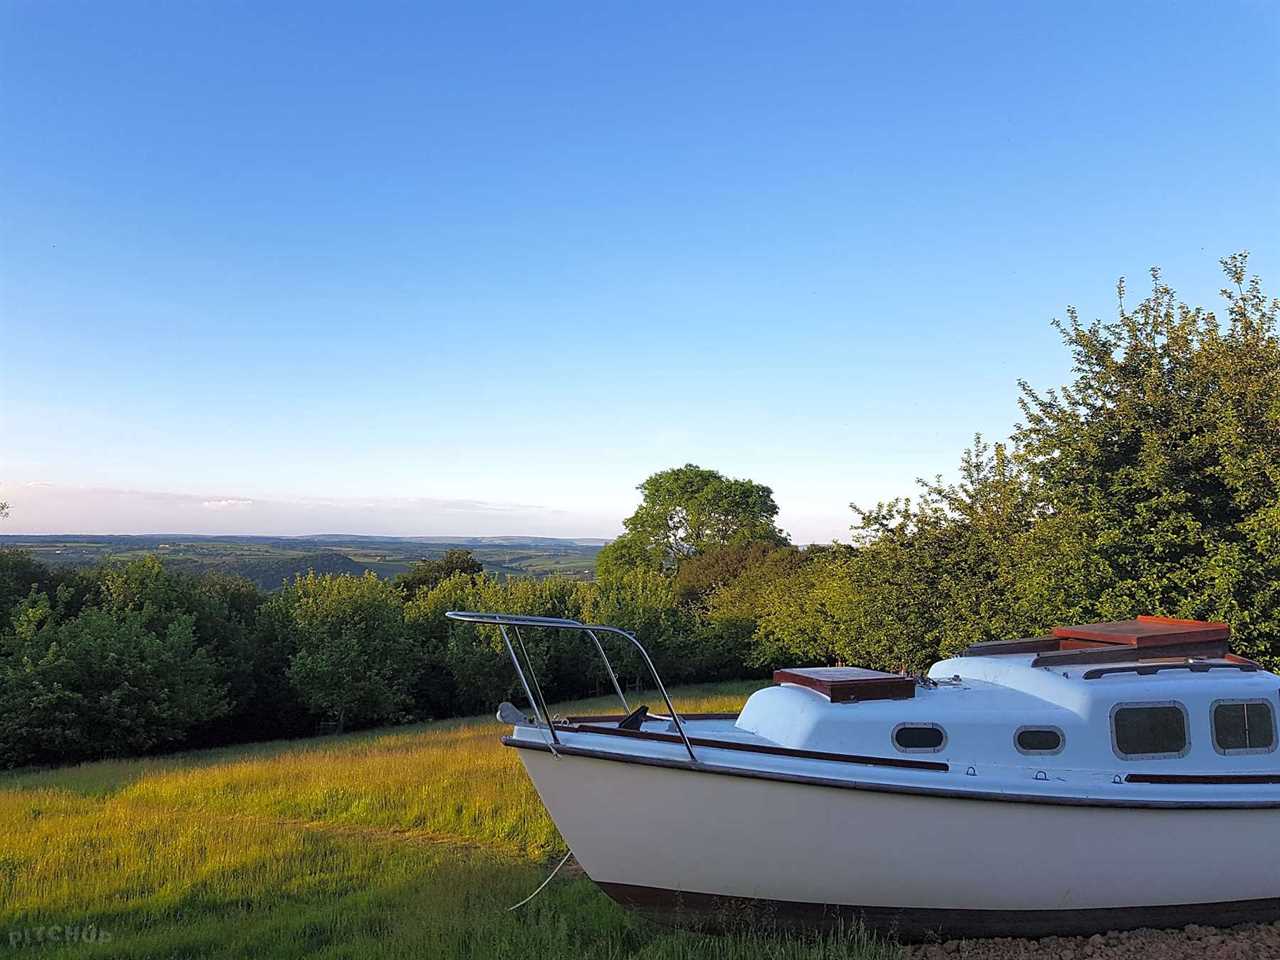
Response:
1111,702,1189,759
892,723,946,753
1212,700,1276,754
1015,726,1064,755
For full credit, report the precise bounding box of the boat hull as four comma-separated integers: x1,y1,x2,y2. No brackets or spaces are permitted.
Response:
513,743,1280,939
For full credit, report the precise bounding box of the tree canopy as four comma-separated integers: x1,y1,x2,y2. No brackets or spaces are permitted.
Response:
750,253,1280,670
395,549,483,598
280,572,419,732
0,592,228,766
1012,254,1280,661
596,464,788,575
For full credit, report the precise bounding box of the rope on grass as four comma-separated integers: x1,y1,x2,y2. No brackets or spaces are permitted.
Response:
508,850,574,911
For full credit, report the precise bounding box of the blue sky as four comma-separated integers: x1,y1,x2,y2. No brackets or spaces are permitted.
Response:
2,2,1277,542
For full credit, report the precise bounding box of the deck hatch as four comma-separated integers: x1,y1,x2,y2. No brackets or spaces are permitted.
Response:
773,667,915,703
1052,616,1230,647
964,616,1236,667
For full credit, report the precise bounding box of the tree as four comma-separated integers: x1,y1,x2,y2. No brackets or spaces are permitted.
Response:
749,440,1040,673
0,550,55,627
1014,254,1280,663
675,541,807,679
405,570,596,715
773,254,1280,671
752,546,860,668
282,572,419,732
81,556,276,745
0,594,228,766
596,464,787,575
395,549,483,598
584,567,703,685
673,541,793,607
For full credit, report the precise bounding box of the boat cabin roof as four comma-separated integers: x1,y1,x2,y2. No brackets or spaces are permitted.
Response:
737,617,1278,775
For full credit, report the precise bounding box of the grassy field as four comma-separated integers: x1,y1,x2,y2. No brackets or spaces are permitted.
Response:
0,681,900,959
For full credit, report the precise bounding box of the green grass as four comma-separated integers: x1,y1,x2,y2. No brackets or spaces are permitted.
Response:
0,682,901,959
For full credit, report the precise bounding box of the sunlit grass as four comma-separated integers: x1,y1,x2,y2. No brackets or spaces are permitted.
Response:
0,680,900,959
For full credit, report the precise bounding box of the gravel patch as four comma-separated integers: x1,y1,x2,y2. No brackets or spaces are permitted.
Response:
902,921,1280,960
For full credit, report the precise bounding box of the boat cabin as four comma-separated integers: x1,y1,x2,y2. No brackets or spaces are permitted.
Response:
741,616,1277,781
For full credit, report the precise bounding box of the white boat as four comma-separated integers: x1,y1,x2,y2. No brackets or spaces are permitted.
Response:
446,611,1280,939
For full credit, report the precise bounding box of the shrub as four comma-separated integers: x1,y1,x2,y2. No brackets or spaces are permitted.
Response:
0,593,228,766
280,572,420,732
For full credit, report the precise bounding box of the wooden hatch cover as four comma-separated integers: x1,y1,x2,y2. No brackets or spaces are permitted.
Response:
773,667,915,703
963,616,1234,667
1051,615,1229,647
1033,616,1232,667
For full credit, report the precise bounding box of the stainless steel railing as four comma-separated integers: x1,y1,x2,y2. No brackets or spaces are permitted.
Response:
443,611,698,762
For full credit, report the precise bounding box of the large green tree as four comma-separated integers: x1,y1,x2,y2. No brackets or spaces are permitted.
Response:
596,464,787,575
395,549,483,598
752,255,1280,670
0,593,228,766
0,550,56,625
84,556,272,745
751,441,1037,672
675,541,808,679
281,572,420,732
1014,254,1280,662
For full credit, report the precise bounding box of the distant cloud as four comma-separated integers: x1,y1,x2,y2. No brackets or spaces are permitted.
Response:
0,480,619,538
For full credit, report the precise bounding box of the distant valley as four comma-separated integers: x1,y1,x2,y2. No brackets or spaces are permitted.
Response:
0,534,606,589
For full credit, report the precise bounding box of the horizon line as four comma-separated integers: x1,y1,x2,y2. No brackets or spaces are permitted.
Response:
0,531,615,542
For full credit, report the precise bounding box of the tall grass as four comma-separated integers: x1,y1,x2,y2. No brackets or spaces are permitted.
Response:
0,681,900,959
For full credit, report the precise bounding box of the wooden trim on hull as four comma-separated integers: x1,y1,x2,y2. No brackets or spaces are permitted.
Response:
565,721,949,772
595,882,1280,941
503,737,1280,808
1127,772,1280,785
563,712,741,725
